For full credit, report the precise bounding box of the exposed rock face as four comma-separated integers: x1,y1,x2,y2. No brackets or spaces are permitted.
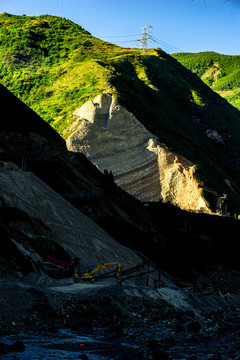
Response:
148,140,208,211
0,162,142,271
67,94,210,213
67,94,161,202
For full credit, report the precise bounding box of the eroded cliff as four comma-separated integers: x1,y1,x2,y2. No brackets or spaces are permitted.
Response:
67,94,210,213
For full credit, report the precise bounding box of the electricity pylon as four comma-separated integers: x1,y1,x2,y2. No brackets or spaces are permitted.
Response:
136,25,153,52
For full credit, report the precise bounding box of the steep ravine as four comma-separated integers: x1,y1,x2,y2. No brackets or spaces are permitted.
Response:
67,94,211,213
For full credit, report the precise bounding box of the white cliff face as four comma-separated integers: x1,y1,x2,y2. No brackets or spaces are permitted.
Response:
67,94,161,202
67,94,210,213
148,140,208,211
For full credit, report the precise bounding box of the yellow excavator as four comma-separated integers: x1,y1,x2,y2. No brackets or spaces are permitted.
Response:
74,262,122,283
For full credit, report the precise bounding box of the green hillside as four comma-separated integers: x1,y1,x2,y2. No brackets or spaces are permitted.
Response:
1,13,240,212
172,52,240,111
0,13,142,137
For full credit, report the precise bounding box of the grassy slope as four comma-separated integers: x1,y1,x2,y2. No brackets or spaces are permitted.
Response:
172,52,240,111
0,13,140,137
1,14,240,211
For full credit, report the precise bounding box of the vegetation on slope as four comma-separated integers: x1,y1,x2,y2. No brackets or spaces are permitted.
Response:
172,52,240,111
0,13,141,137
107,50,240,210
1,14,240,212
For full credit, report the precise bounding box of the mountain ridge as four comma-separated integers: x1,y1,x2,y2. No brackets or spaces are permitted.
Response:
172,51,240,111
2,15,240,357
1,14,240,213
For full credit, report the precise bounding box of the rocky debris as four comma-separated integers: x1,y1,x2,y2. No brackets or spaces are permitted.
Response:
1,269,240,359
0,162,142,272
0,205,75,278
67,94,211,213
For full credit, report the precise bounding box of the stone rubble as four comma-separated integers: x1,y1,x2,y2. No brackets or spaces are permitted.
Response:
1,274,240,359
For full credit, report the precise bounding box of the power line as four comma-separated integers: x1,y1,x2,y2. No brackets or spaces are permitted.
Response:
116,40,138,44
148,35,182,53
135,26,181,53
95,28,182,53
149,35,181,51
96,34,141,39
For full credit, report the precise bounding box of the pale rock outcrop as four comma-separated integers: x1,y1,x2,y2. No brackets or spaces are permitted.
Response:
67,94,161,201
148,140,208,211
67,94,210,213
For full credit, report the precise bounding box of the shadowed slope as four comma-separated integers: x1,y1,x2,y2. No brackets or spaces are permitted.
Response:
0,83,64,145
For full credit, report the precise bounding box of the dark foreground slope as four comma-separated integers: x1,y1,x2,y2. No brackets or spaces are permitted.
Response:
1,83,240,277
2,83,240,360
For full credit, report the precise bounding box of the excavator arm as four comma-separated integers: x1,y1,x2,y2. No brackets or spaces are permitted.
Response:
74,262,122,282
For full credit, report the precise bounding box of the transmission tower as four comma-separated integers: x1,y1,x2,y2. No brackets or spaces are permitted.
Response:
136,25,153,52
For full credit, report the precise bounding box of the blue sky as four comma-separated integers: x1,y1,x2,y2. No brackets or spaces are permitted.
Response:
0,0,240,55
